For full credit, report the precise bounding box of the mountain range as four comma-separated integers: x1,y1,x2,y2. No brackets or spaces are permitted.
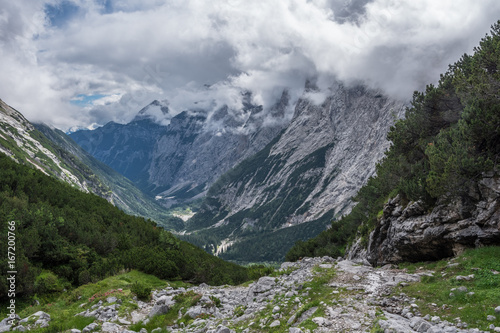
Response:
69,92,289,207
2,23,499,266
69,80,406,262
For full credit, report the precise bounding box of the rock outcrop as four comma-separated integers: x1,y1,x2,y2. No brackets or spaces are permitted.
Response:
350,172,500,266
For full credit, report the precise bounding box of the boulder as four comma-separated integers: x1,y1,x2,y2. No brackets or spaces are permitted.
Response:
148,304,171,318
106,297,117,303
185,306,205,319
0,317,13,333
82,323,99,333
101,322,121,333
252,277,276,293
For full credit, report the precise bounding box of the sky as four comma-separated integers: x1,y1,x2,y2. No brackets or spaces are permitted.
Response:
1,0,499,131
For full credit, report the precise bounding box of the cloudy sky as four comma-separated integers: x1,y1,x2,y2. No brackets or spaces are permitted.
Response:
1,0,499,130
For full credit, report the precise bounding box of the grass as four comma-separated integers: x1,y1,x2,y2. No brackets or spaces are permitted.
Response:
393,246,500,331
269,266,299,277
1,270,171,333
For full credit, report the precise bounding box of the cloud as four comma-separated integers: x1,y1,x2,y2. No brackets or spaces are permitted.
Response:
0,0,499,130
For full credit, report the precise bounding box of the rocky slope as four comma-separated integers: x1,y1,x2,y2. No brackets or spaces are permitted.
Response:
3,256,498,333
185,81,406,262
70,93,288,206
0,98,108,198
348,171,500,266
0,98,182,230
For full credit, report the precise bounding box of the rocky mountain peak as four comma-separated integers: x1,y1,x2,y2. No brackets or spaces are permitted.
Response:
70,93,289,206
133,99,171,123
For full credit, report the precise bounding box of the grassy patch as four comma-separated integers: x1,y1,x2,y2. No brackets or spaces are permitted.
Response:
2,270,169,333
392,246,500,331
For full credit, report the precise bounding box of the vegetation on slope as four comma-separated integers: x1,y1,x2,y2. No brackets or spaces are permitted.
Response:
0,270,171,332
0,153,251,302
286,21,500,261
35,124,183,230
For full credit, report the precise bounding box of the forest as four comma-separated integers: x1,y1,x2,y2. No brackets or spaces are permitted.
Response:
0,153,253,301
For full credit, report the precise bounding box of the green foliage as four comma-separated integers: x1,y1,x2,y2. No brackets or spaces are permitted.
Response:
0,270,165,331
286,21,500,261
130,282,151,301
34,271,65,294
209,295,221,308
234,305,246,317
247,265,275,280
0,153,251,302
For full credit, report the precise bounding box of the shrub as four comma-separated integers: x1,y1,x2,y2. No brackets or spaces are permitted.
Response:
34,271,64,294
130,281,151,301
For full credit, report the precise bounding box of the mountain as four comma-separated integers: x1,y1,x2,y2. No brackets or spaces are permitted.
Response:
0,99,182,230
35,124,183,230
70,93,289,206
183,81,406,262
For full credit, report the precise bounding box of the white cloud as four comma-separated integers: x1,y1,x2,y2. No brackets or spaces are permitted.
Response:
0,0,499,130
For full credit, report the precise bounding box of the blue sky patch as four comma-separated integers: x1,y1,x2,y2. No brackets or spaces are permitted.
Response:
45,1,81,28
70,94,107,107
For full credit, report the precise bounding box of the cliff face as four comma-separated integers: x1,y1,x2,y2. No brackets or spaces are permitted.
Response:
185,82,407,262
349,172,500,266
70,95,288,205
69,118,166,188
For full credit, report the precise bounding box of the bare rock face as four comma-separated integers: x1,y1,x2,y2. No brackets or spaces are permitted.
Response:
364,172,500,266
186,81,407,262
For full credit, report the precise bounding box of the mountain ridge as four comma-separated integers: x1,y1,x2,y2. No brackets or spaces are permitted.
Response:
70,93,289,207
183,81,407,262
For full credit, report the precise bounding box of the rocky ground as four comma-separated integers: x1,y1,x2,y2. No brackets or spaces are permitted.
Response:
2,257,500,333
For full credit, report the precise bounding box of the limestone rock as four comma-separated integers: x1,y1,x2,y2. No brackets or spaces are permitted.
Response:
353,173,500,265
188,82,406,261
82,323,99,333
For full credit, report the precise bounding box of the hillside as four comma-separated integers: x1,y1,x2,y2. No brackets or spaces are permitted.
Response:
34,124,183,230
0,99,109,199
0,153,250,302
0,99,182,230
287,21,500,264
